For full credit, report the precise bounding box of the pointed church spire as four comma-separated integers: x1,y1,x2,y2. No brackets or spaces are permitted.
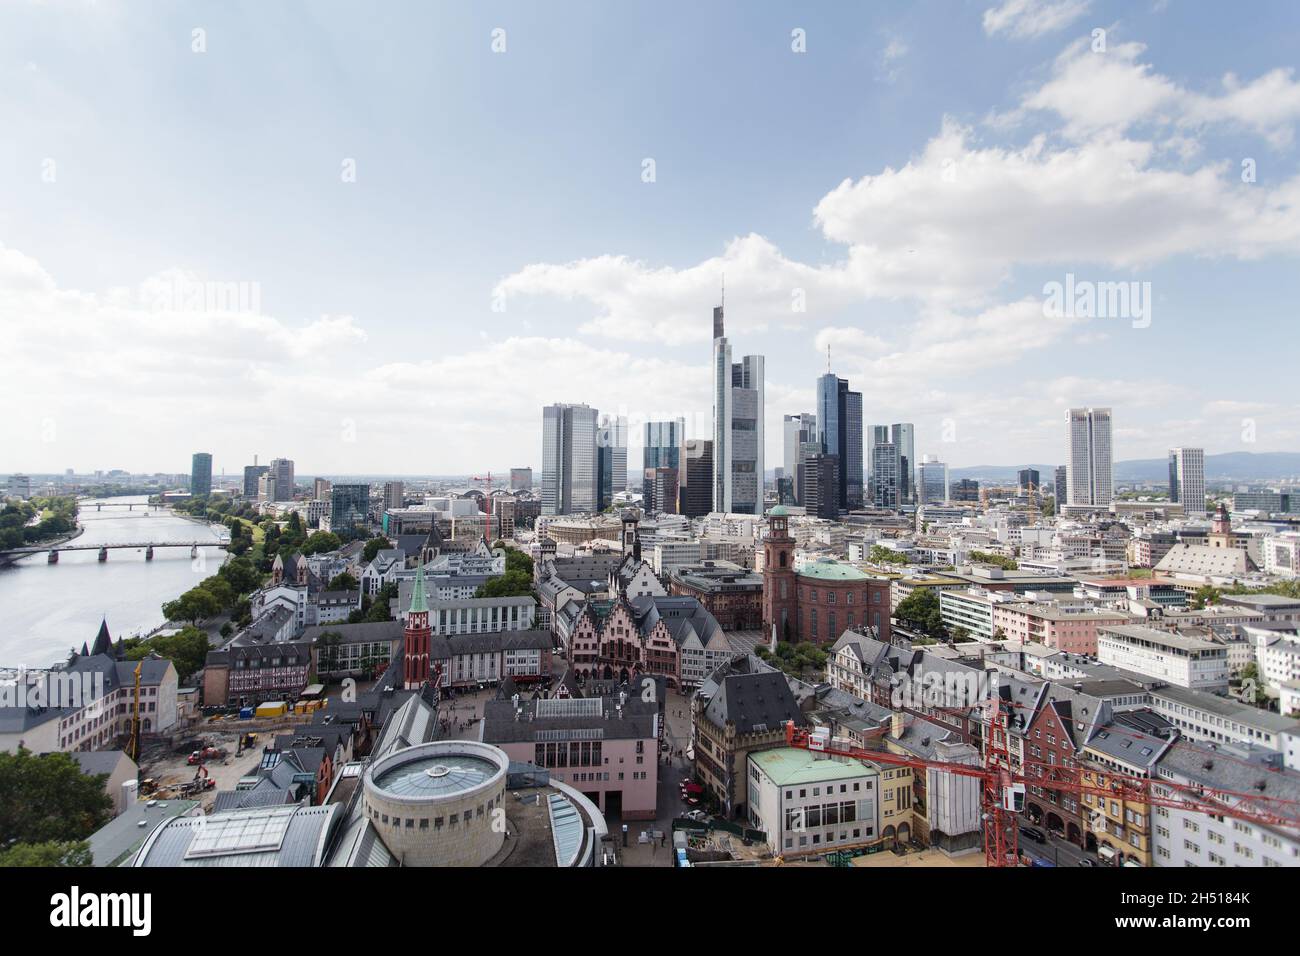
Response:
91,617,112,657
408,563,429,615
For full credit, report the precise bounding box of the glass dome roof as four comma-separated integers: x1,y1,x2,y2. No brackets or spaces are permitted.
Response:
374,753,498,797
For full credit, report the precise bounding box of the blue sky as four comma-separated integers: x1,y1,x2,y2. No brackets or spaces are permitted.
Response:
3,0,1299,477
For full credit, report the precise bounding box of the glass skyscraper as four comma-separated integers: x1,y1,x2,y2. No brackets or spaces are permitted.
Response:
542,403,599,515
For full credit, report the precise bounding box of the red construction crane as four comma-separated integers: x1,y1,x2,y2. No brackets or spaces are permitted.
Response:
783,704,1300,867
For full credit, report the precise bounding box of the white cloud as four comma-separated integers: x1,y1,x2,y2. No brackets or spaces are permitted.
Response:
1015,39,1300,147
983,0,1092,40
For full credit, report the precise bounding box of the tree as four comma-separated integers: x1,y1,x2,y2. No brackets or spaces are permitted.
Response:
894,588,947,640
868,545,909,566
362,536,392,563
503,547,534,577
301,530,342,556
161,586,223,625
124,626,210,683
0,750,113,846
217,556,262,596
328,572,359,591
968,550,1018,570
1190,585,1222,610
0,840,92,867
475,570,535,599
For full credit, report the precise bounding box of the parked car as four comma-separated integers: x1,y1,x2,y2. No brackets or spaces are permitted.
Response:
685,810,708,822
1019,826,1046,844
1078,857,1099,867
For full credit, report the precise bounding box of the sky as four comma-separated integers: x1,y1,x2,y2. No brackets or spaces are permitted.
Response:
2,0,1300,479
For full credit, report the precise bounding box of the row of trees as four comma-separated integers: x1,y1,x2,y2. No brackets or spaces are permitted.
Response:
0,495,79,550
967,550,1018,570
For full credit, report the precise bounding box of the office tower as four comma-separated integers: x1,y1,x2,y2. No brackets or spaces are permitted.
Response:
1054,465,1067,504
868,431,900,509
269,458,295,500
802,453,840,521
1018,468,1041,494
542,403,599,515
601,414,628,494
1169,447,1206,515
815,374,863,511
510,467,533,492
643,467,680,515
257,473,276,502
330,483,371,534
383,481,405,511
952,478,980,502
314,477,332,500
919,456,950,505
893,423,915,505
644,419,685,472
191,453,212,497
711,299,764,515
681,438,713,517
1065,407,1114,507
243,464,268,498
783,413,817,506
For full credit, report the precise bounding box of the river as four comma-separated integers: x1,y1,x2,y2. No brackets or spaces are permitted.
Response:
0,496,230,668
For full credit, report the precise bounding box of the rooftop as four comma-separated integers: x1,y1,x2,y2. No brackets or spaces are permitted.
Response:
750,747,877,787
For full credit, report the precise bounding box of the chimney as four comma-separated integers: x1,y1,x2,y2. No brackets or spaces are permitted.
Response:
891,712,905,739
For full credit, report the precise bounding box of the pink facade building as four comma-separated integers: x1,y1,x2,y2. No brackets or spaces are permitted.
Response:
481,694,660,820
992,602,1130,655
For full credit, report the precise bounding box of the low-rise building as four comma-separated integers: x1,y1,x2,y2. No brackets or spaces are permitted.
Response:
746,747,881,857
1097,624,1229,691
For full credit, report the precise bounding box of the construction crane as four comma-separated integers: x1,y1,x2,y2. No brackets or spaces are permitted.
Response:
126,660,142,762
783,702,1300,867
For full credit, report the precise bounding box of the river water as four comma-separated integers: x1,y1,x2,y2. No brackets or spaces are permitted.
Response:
0,496,229,668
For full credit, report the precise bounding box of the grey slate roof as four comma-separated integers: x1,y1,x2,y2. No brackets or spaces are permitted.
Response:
702,670,807,735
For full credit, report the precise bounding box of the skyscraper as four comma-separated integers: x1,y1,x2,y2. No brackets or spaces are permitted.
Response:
1065,407,1113,507
868,431,899,509
802,453,840,520
1054,465,1067,505
542,403,599,515
681,439,713,517
269,458,295,501
783,413,816,505
243,463,268,498
1168,447,1206,515
383,481,405,511
868,424,914,509
815,373,863,510
1018,468,1041,494
644,419,685,472
191,453,212,497
919,456,949,505
330,483,371,534
711,299,764,514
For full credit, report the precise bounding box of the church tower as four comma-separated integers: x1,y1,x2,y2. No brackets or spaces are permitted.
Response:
1209,502,1235,549
762,506,797,645
403,565,432,690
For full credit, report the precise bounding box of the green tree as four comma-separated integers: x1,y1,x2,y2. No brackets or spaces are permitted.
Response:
502,546,534,577
868,545,909,566
968,550,1018,570
301,530,342,556
217,556,263,596
1190,585,1222,610
328,572,360,591
362,536,392,563
124,626,210,683
475,570,535,599
161,586,223,625
0,840,92,867
894,588,947,640
0,750,113,846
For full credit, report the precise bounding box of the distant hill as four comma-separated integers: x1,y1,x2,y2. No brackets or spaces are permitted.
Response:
949,452,1300,485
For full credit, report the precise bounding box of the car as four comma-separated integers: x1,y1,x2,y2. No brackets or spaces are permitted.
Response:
1019,826,1046,844
1078,857,1099,867
685,810,708,822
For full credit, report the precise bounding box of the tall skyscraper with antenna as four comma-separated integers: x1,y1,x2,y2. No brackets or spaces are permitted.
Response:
711,287,764,514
